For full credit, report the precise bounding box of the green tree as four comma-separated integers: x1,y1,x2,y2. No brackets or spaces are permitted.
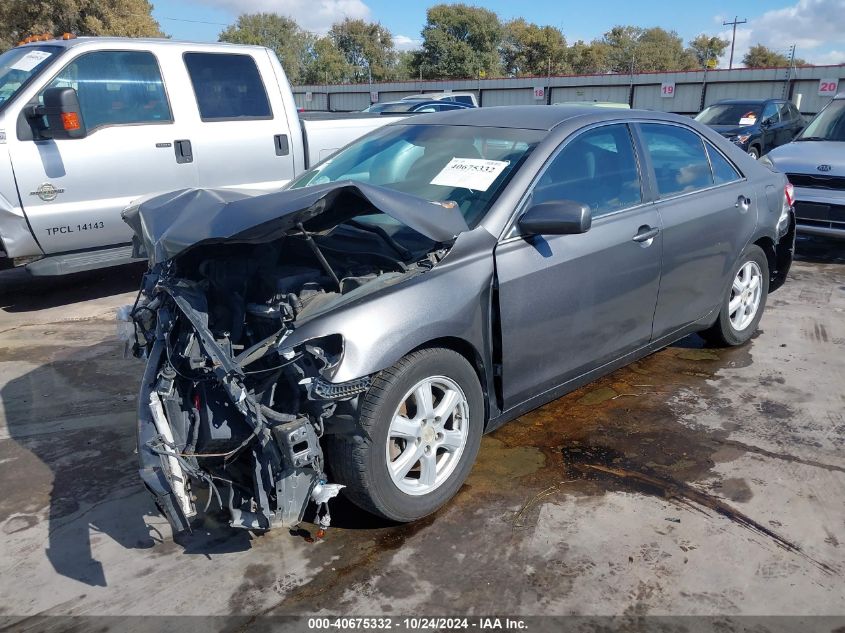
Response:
566,40,610,75
328,18,396,82
501,19,569,76
0,0,163,51
303,36,350,84
416,4,503,79
600,25,697,73
686,33,729,69
742,44,806,68
393,50,417,81
219,13,314,84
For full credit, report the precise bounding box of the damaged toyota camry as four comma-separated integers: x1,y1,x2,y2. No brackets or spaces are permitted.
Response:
122,106,795,536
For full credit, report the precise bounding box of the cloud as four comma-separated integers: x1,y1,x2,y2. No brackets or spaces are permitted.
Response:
809,49,845,64
194,0,371,33
715,0,845,67
394,34,421,51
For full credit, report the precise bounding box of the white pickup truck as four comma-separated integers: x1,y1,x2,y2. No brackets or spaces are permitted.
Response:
0,37,396,275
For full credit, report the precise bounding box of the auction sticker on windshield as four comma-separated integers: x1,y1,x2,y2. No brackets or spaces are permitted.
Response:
10,50,52,72
431,158,510,191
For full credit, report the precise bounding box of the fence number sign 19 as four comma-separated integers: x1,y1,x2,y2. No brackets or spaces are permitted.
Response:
533,86,545,100
370,91,379,103
661,82,676,98
818,79,839,97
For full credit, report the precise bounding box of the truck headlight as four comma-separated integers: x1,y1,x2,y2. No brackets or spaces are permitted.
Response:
730,134,752,145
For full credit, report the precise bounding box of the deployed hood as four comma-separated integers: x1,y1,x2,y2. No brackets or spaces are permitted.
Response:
123,181,469,266
708,124,756,136
765,140,845,175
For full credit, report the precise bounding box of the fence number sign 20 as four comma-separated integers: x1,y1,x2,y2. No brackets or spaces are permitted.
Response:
819,79,839,96
661,82,675,98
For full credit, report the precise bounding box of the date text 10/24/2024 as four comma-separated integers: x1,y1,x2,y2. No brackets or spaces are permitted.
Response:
307,617,528,630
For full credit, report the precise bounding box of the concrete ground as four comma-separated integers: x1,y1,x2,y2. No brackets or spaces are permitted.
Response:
0,237,844,621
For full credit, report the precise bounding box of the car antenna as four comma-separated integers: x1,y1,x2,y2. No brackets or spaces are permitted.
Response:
297,222,341,291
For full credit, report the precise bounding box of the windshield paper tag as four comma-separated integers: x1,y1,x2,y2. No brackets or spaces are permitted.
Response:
10,50,52,72
431,158,510,191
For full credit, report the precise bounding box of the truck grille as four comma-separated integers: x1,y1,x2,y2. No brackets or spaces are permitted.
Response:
787,173,845,191
794,201,845,232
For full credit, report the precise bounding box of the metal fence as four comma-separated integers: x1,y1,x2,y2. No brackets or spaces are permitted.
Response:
293,64,845,115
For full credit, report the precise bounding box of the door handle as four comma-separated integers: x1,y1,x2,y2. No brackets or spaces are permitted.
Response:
274,134,289,156
174,139,193,164
632,225,660,243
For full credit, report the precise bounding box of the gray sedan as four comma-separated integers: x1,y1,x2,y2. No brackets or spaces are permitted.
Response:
124,106,795,535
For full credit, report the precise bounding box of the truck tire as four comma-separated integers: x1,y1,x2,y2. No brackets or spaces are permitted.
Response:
701,244,769,346
326,347,484,522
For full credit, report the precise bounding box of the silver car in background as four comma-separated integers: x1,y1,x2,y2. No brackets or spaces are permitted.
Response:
761,92,845,238
125,106,795,539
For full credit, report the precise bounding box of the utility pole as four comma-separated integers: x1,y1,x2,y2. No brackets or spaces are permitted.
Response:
723,16,747,69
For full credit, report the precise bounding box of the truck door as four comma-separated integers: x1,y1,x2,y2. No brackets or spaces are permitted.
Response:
182,51,296,192
9,49,198,254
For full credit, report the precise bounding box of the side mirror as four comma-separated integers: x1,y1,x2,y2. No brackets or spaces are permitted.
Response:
518,200,592,235
761,118,775,129
26,87,87,140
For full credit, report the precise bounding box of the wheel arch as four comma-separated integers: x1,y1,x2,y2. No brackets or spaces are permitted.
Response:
410,336,492,428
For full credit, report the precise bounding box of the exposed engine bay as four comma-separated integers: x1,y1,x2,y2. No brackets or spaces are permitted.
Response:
122,183,463,535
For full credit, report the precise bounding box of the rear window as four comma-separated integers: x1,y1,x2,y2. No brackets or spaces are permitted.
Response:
454,95,474,105
184,52,271,121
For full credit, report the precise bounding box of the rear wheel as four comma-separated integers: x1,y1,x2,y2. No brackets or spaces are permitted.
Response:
326,348,484,522
701,245,768,346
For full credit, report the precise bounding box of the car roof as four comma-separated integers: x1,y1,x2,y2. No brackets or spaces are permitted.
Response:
711,98,783,105
15,36,269,51
402,105,684,131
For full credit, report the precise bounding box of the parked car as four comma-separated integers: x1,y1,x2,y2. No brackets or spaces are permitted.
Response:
401,92,478,107
760,92,845,239
125,106,795,535
694,98,804,159
0,37,396,275
554,101,630,109
363,99,474,114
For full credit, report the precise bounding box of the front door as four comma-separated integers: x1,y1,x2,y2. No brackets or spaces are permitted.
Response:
10,49,198,254
495,123,662,409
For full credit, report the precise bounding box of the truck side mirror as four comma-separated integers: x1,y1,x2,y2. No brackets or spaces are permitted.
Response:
26,87,87,140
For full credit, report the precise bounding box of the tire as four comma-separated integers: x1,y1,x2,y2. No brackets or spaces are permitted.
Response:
701,244,769,346
748,146,760,159
326,347,484,522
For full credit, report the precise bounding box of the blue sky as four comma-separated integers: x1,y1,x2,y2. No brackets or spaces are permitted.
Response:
151,0,845,66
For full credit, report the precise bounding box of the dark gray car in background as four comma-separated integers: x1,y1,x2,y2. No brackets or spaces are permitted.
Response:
125,106,796,537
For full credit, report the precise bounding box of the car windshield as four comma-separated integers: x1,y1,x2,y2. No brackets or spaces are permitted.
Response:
798,99,845,141
695,103,763,126
289,124,544,229
364,102,418,113
0,46,62,111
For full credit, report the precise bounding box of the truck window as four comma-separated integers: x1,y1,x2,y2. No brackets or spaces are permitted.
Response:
183,53,272,121
43,51,172,131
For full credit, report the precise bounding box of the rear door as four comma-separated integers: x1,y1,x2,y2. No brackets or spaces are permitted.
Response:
182,50,296,192
637,123,756,339
9,48,198,254
495,123,662,408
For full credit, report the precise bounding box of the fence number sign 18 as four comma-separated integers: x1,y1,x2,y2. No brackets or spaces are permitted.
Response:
533,86,545,100
819,79,839,96
661,82,676,98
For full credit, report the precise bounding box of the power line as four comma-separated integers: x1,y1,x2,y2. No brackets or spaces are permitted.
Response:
158,16,230,27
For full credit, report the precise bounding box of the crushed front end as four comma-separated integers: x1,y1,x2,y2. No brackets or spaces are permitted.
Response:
121,183,462,535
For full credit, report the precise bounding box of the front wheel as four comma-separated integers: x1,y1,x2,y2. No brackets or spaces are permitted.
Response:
748,146,760,159
701,244,769,346
326,348,484,522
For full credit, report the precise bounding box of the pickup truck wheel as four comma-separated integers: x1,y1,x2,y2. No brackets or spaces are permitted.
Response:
701,244,769,346
326,348,483,522
748,146,760,159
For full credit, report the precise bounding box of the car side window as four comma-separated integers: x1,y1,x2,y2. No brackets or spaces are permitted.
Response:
640,124,714,198
454,95,474,105
43,50,171,131
777,102,792,121
184,52,272,121
705,142,742,185
531,124,642,218
762,102,780,124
